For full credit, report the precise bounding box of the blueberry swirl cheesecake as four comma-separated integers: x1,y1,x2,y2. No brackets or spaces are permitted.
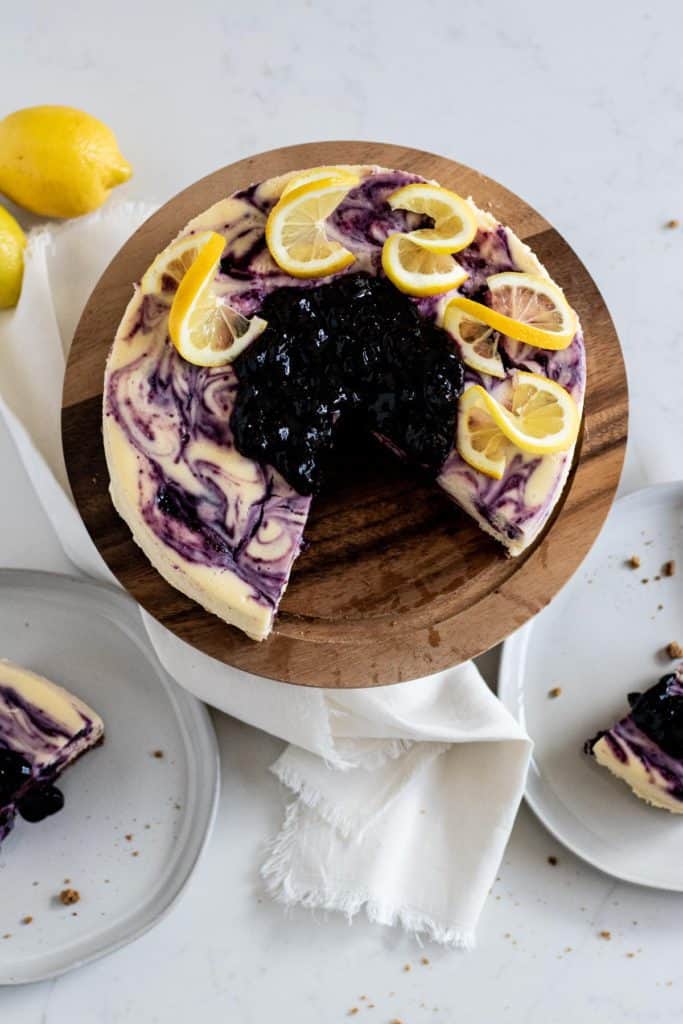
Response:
0,660,104,845
104,165,585,640
586,667,683,812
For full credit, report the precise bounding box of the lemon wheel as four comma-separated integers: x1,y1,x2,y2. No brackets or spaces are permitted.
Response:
168,232,267,367
457,372,580,478
450,272,577,351
265,177,357,278
387,182,477,254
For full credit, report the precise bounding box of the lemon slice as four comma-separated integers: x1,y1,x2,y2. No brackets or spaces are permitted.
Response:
443,302,505,378
456,388,509,479
281,165,359,198
387,182,477,254
141,231,219,295
381,233,468,297
169,232,267,367
265,177,356,278
450,272,577,351
457,372,580,478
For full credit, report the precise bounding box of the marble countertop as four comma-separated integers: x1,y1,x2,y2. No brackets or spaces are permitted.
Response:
2,0,683,1019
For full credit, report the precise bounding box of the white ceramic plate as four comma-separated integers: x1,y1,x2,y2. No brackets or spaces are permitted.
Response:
499,483,683,890
0,570,219,984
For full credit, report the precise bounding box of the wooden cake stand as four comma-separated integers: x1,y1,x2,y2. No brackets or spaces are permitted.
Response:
62,141,628,687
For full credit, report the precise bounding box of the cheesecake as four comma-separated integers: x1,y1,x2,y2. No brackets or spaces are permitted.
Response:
0,660,104,845
104,164,585,640
586,667,683,812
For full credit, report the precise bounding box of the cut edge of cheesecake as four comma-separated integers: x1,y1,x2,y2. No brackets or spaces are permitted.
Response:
591,732,683,814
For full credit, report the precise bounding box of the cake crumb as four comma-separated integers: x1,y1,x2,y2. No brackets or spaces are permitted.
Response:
548,687,562,699
132,851,140,857
2,934,10,940
402,963,411,972
390,1019,404,1024
59,889,80,906
152,750,164,759
641,578,649,585
368,1004,375,1009
421,956,430,965
666,642,683,659
348,1009,359,1017
124,833,133,841
627,555,641,569
63,878,70,884
599,930,611,940
664,560,676,577
564,946,572,953
21,916,33,925
627,952,636,958
665,219,680,229
548,855,558,866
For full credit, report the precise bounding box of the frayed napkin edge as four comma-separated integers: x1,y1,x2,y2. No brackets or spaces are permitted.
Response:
261,803,475,950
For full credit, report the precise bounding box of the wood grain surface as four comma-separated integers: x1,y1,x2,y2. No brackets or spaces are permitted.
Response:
62,141,628,687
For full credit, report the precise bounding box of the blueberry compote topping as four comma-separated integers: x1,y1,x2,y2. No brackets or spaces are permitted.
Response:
628,674,683,759
230,273,465,495
0,747,65,823
0,748,31,804
17,783,64,822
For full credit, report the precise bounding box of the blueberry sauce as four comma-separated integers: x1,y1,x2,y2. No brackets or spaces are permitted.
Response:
230,273,465,495
628,673,683,759
0,747,65,825
0,748,31,805
17,783,65,822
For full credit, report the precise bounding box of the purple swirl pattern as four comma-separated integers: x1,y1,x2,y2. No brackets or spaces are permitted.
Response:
104,165,586,633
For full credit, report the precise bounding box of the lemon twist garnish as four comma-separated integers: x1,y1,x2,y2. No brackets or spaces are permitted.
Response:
142,230,220,295
457,372,580,479
381,233,469,297
265,177,357,279
449,272,577,351
443,303,505,378
386,182,478,254
280,165,359,198
168,231,267,367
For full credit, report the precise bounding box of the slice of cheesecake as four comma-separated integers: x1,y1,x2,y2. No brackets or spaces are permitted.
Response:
586,667,683,812
0,660,104,845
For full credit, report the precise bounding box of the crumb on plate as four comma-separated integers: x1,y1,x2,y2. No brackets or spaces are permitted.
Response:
59,889,80,906
628,555,641,569
548,686,562,699
666,642,683,659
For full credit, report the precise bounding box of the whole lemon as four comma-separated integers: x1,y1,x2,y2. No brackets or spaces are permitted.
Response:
0,204,26,308
0,106,132,218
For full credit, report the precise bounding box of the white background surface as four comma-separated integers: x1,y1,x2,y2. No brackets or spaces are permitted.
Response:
2,0,682,1020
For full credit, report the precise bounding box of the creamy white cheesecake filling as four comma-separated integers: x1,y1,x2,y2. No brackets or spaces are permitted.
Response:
103,165,585,638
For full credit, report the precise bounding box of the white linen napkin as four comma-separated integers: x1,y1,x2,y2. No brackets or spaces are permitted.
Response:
0,201,531,948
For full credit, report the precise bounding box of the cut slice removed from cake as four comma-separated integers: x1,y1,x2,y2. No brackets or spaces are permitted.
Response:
0,659,104,846
585,666,683,813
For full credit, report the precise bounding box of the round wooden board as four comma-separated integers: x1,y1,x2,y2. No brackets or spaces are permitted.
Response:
62,141,628,688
